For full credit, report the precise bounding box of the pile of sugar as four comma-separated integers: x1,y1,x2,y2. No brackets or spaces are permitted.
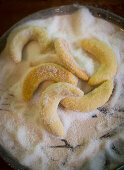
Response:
0,7,124,170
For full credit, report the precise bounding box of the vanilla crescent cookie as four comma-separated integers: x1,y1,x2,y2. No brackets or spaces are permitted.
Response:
22,63,78,101
5,26,50,63
40,82,84,137
82,39,117,86
54,38,88,81
61,80,113,112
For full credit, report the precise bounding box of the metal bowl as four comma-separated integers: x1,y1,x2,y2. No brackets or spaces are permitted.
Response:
0,4,124,170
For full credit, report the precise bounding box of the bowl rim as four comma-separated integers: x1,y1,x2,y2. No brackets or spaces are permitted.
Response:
0,4,124,170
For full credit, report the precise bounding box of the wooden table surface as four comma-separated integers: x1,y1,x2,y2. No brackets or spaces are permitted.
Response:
0,0,124,169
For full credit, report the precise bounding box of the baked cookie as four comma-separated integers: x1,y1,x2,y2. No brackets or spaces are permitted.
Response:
82,39,117,86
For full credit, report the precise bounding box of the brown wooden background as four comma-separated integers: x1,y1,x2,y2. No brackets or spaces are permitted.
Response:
0,0,124,169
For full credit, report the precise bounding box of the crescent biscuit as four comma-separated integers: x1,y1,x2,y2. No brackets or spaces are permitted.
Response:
61,80,113,112
40,82,84,137
82,39,117,86
6,26,50,63
54,38,88,81
22,63,78,101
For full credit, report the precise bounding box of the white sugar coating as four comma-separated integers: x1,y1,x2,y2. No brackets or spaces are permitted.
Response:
6,118,17,133
0,7,124,170
20,143,48,169
67,139,101,167
17,126,31,149
106,133,124,163
85,151,106,170
57,107,94,133
71,7,95,36
72,48,96,76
